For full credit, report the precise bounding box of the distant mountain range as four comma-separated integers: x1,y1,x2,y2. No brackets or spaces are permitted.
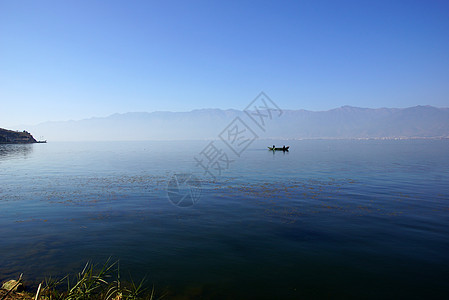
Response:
25,105,449,141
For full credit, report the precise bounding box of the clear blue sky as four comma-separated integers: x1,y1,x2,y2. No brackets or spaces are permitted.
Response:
1,0,448,126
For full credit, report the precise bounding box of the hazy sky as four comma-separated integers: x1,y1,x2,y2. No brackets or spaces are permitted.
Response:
1,0,448,127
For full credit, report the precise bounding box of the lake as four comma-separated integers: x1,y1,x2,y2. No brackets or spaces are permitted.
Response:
1,139,448,299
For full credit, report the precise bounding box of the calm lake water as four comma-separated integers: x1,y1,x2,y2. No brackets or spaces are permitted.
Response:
1,140,448,299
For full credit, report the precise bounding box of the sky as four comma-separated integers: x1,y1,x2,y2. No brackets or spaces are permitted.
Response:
1,0,448,127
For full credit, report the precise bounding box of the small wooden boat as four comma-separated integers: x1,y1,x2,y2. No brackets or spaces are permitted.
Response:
268,146,289,151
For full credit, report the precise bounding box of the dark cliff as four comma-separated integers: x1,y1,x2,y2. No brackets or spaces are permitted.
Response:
0,128,38,144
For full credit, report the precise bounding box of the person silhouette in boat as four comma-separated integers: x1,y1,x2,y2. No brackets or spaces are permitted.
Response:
282,145,286,151
272,145,275,150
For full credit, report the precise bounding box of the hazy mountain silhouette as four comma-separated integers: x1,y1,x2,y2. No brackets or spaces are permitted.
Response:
27,106,449,141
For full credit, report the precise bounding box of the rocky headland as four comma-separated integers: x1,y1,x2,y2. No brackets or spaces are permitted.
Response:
0,128,42,144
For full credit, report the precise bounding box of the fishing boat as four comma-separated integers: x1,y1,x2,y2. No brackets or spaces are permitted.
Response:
268,146,289,151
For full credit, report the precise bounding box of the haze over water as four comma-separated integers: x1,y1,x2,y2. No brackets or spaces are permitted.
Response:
1,139,448,299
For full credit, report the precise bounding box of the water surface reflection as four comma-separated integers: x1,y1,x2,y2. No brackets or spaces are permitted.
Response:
0,144,34,161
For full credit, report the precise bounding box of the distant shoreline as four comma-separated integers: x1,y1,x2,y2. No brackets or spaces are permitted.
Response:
279,136,449,141
2,137,446,143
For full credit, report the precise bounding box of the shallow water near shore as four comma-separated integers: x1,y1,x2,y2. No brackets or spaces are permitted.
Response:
1,139,448,299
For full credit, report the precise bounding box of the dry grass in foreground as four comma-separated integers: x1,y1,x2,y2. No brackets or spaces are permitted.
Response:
1,259,160,300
